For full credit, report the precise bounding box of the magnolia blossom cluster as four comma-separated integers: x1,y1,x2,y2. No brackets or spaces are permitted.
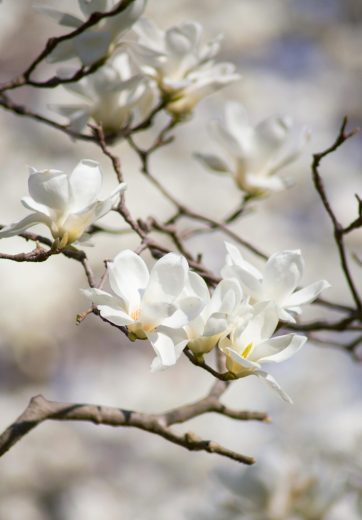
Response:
40,0,240,130
84,243,329,402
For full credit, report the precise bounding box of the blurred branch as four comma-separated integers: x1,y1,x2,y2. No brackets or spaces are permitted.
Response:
0,393,266,465
0,0,137,92
312,117,361,312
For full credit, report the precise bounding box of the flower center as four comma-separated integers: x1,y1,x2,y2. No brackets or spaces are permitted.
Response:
242,342,253,359
130,308,140,321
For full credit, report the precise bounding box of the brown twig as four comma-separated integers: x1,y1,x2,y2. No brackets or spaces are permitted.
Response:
0,394,264,464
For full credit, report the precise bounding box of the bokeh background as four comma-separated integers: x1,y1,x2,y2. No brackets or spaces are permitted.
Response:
0,1,361,518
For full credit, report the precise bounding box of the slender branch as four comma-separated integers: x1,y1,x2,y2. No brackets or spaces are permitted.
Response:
312,118,361,311
0,394,260,465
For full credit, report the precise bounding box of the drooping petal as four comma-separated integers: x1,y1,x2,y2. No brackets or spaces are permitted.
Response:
68,160,102,211
28,167,70,210
262,250,304,304
97,304,134,326
92,182,127,220
147,329,187,371
143,253,188,305
0,213,51,238
250,334,307,364
194,152,232,173
284,280,331,308
21,196,51,217
74,31,112,66
108,250,149,312
82,287,124,309
255,370,293,403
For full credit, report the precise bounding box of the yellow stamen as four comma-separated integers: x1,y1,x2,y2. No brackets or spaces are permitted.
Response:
130,308,140,321
242,342,253,359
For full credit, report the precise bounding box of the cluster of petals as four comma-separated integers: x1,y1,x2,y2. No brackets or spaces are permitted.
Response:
0,160,126,247
36,0,146,66
52,54,156,133
133,19,240,114
196,101,310,196
84,242,329,403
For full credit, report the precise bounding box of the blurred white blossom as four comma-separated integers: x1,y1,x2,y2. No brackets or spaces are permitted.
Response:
0,160,126,247
52,54,157,133
36,0,146,65
133,19,240,114
196,101,310,195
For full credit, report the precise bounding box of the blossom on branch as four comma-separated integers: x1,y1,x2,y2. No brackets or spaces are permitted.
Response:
133,19,240,115
222,242,330,323
0,160,126,247
36,0,146,66
220,302,307,403
196,102,310,196
52,54,156,133
84,249,206,370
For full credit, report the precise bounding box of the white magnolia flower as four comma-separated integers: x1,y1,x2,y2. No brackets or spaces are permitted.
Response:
36,0,146,66
0,160,126,247
133,19,240,114
220,303,307,402
222,242,330,323
196,102,310,195
84,250,206,371
185,278,248,357
52,54,156,133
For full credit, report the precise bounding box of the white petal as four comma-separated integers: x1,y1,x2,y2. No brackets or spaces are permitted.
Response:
194,152,232,173
68,160,102,211
224,242,262,279
284,280,331,308
209,279,242,315
104,0,146,37
34,5,83,28
243,173,286,193
47,40,76,63
93,182,127,219
186,271,210,304
147,330,185,371
78,0,109,17
98,304,134,326
251,334,307,364
263,250,304,304
143,253,188,305
81,287,123,308
140,301,177,328
224,102,251,145
74,31,112,66
225,347,260,371
28,167,70,210
0,213,51,238
21,196,50,216
203,315,228,337
108,250,149,311
255,370,293,403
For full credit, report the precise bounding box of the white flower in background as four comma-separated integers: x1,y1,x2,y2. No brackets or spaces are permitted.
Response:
0,160,126,247
36,0,146,66
52,54,156,133
220,303,307,402
196,102,310,195
185,278,249,357
133,19,240,115
222,242,330,322
84,250,207,371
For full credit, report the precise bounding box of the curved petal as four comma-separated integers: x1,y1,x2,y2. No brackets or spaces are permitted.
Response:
251,334,306,364
108,249,149,311
194,152,232,173
143,253,188,305
224,242,262,279
104,0,146,37
0,213,50,238
263,250,304,304
209,279,242,315
224,102,251,145
147,330,185,371
93,182,127,219
255,370,293,403
74,31,112,66
68,160,102,211
186,271,210,304
284,280,331,308
21,196,51,216
225,347,261,371
47,40,76,63
81,287,124,309
28,167,70,210
222,264,262,301
98,304,134,326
